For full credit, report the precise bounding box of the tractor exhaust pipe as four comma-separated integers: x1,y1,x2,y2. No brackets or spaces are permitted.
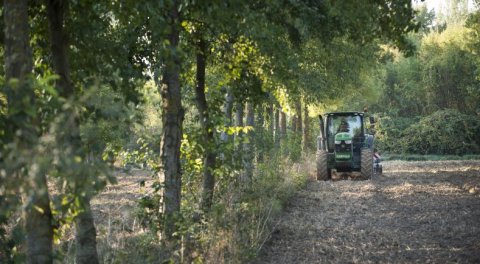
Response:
318,115,326,150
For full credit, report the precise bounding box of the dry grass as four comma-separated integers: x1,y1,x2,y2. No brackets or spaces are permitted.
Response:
91,169,158,263
256,160,480,263
55,168,158,263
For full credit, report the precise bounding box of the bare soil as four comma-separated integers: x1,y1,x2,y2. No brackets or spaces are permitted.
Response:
256,160,480,263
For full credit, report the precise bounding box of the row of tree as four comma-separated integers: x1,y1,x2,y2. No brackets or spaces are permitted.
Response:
0,0,431,262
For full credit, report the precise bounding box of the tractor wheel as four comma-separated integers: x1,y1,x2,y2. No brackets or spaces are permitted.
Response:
361,148,373,180
316,150,330,181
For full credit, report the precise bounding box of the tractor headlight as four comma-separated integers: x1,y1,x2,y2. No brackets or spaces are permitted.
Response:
344,140,352,144
335,140,341,144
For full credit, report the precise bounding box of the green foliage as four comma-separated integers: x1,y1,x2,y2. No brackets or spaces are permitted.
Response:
400,109,480,155
376,109,480,155
192,155,309,263
375,115,419,152
1,0,427,262
420,25,480,114
283,131,302,162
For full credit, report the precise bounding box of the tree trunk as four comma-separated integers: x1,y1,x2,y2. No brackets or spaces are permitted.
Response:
292,115,297,133
194,38,216,212
256,104,264,162
296,101,302,135
302,103,309,152
274,107,280,145
235,101,244,128
46,0,73,96
158,1,184,243
4,0,33,87
243,102,255,180
25,169,54,264
267,100,274,137
280,110,287,155
279,111,287,138
220,89,234,142
234,100,244,157
4,0,54,263
46,1,99,263
74,196,98,264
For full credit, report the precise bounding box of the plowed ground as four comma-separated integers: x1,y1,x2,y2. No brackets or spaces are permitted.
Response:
256,160,480,263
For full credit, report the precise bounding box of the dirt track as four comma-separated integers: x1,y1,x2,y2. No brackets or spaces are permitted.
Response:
257,160,480,263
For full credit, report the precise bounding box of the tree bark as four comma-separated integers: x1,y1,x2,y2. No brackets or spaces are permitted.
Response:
296,101,302,135
4,0,54,263
256,104,264,162
243,102,255,180
158,0,184,242
280,110,287,155
267,100,274,137
274,107,280,145
302,103,309,152
4,0,32,88
220,88,234,142
74,196,98,264
234,100,244,154
46,1,99,263
47,0,73,96
292,115,297,133
194,38,216,212
279,110,287,138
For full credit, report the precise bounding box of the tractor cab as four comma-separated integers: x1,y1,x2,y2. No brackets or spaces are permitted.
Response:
316,112,375,180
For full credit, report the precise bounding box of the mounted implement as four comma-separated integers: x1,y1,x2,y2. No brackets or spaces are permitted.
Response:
316,112,376,180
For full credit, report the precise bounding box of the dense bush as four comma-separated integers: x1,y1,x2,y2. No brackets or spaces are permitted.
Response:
376,109,480,155
400,109,480,155
374,114,419,153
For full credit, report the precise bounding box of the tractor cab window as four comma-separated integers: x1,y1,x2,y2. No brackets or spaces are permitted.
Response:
328,115,362,138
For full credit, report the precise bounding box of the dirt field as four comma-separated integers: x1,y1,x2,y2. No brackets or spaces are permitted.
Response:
256,160,480,263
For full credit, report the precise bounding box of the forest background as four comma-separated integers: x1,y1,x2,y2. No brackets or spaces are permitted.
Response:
1,0,479,263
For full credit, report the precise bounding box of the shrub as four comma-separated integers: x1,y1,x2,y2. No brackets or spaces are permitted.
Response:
374,114,418,153
400,109,480,155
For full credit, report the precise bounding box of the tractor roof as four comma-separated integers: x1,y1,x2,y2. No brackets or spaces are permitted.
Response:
325,112,364,116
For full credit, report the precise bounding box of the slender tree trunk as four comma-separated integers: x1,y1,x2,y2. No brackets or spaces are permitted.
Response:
46,1,99,263
158,1,184,243
74,196,98,264
280,110,287,155
302,103,309,152
256,104,264,162
296,101,302,135
244,102,255,180
267,100,274,137
292,115,297,133
4,0,54,263
234,100,244,161
46,0,72,96
194,38,216,212
220,89,234,142
279,111,287,138
4,0,33,86
25,169,54,264
274,107,280,145
235,101,244,128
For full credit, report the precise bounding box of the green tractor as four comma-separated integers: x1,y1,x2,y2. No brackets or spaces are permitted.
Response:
316,112,376,180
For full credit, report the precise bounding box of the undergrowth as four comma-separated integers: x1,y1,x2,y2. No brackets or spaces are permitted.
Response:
69,153,313,263
383,153,480,161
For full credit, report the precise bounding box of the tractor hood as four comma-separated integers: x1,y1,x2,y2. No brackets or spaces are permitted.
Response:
335,132,352,142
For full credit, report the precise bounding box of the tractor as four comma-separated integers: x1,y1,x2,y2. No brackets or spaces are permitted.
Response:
316,111,377,180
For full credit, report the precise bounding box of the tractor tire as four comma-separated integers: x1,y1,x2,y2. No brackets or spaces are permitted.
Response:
361,148,373,180
316,150,330,181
